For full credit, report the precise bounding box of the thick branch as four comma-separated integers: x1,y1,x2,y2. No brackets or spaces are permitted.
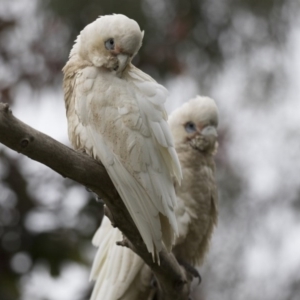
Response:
0,103,190,300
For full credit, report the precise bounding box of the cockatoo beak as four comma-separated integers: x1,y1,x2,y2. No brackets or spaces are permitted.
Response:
111,47,121,55
200,125,218,137
116,53,130,73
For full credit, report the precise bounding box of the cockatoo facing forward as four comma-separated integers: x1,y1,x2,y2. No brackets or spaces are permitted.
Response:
169,96,218,269
63,14,182,258
89,96,219,300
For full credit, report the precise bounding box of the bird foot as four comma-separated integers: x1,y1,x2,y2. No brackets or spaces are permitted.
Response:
178,260,202,285
150,276,157,288
116,236,137,254
104,205,116,227
149,276,159,300
116,237,130,248
77,147,87,154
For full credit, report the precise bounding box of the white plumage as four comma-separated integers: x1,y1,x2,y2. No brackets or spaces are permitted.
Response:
63,14,181,259
169,96,218,266
90,217,146,300
89,96,219,300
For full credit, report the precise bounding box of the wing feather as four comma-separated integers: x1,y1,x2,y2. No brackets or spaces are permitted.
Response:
150,121,168,147
90,217,144,300
65,63,181,257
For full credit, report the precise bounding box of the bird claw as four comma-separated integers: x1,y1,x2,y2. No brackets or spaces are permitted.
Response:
150,276,157,288
116,238,130,248
116,236,137,255
77,147,87,154
149,276,159,300
178,260,202,285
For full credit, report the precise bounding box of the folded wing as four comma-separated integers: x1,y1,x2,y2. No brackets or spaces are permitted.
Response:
72,65,181,257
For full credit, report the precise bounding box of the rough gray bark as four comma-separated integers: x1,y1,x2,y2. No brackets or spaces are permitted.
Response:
0,103,190,300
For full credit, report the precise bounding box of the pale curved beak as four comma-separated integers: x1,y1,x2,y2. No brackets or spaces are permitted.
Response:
201,125,218,137
116,54,130,73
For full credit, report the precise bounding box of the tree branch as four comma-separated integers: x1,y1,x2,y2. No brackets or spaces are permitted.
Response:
0,103,190,300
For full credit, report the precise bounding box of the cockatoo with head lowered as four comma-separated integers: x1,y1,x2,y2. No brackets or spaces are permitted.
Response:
89,96,219,300
63,14,182,259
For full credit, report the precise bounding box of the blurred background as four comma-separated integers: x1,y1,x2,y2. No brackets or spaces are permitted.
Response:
0,0,300,299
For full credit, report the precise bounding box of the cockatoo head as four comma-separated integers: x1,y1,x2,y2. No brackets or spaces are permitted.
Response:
77,14,144,73
169,96,219,154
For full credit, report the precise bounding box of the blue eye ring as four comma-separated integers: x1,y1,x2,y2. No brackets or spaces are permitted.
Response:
105,38,115,50
185,122,197,133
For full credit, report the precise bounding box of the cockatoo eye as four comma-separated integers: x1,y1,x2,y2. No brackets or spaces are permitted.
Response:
185,122,197,133
105,38,115,50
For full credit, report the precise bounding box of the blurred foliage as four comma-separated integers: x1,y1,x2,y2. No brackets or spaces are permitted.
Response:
0,150,104,300
0,0,298,300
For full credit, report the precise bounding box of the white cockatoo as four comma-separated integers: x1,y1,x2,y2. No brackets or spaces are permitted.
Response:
89,96,219,300
63,14,182,259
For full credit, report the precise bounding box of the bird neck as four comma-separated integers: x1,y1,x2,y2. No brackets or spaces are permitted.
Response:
177,143,215,169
